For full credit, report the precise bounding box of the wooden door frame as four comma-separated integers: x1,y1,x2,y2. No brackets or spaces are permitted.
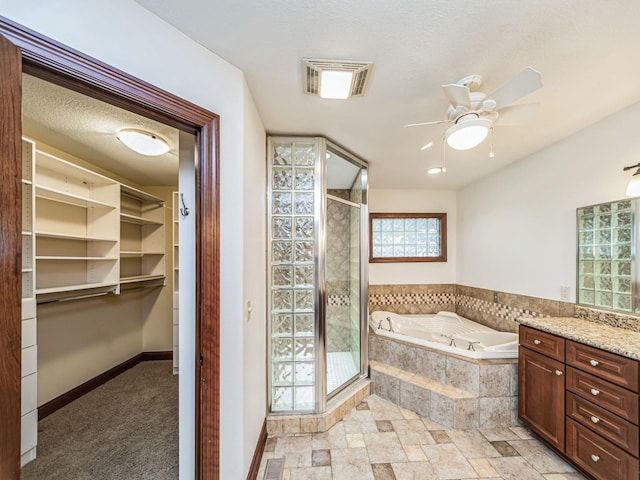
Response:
0,17,220,480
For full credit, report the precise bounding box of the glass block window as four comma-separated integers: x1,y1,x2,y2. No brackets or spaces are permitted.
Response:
369,213,447,263
577,200,633,312
269,141,317,412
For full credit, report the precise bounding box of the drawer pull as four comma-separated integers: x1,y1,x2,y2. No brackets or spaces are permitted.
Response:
555,370,563,376
589,359,600,367
533,339,541,345
590,388,600,396
590,415,600,424
591,454,600,463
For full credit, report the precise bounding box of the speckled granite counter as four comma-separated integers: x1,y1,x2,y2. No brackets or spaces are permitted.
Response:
516,316,640,361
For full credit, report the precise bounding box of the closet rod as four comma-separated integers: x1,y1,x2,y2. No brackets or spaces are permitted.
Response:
37,291,111,304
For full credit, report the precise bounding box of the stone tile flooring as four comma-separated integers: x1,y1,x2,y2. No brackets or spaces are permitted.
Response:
257,394,587,480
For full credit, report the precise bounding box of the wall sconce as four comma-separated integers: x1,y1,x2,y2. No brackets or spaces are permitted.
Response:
623,163,640,196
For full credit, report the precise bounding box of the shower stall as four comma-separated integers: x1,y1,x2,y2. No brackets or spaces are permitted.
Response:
267,136,368,414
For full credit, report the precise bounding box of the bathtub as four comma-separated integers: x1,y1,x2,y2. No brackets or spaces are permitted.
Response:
369,310,518,359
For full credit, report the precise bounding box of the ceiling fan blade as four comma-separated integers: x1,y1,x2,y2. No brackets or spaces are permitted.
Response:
404,119,450,128
494,103,540,126
485,67,543,109
442,84,471,109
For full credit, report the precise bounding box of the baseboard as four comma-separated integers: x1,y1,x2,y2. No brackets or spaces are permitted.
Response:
141,350,173,361
38,351,173,420
246,419,267,480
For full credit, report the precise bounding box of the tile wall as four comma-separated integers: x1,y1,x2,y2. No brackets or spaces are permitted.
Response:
369,284,576,333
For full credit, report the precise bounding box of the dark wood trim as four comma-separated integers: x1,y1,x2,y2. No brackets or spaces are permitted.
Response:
38,351,174,420
0,33,23,480
0,16,220,479
141,351,173,362
246,419,268,480
369,212,447,263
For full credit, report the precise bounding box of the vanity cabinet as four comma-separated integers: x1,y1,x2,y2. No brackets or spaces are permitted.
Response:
519,324,640,480
518,328,566,451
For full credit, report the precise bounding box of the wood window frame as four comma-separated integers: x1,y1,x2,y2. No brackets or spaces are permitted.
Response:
369,212,447,263
0,17,220,480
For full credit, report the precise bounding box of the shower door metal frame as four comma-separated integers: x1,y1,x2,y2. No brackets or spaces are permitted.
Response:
322,140,369,404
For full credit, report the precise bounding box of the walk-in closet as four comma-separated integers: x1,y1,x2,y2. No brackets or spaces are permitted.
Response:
19,73,190,479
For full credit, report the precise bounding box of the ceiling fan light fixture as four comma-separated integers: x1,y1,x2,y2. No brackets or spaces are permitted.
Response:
625,166,640,196
445,117,492,150
117,128,169,156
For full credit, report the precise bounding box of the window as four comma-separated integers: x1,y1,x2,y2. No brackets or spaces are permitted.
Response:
369,213,447,263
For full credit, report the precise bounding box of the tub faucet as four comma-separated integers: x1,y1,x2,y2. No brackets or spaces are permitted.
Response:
385,316,394,332
467,341,481,351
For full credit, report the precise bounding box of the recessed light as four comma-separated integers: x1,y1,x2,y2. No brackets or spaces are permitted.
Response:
427,167,446,175
117,128,169,156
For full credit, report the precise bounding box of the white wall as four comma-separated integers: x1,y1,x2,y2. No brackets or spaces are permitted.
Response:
241,79,267,474
457,101,640,301
368,189,457,285
0,2,266,478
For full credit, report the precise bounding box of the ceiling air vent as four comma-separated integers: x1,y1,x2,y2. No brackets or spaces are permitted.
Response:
302,58,373,98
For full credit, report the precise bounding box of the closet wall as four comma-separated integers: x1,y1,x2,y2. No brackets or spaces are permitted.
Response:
31,142,176,406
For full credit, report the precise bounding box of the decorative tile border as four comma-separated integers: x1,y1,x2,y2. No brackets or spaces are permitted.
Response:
369,292,456,306
328,294,351,306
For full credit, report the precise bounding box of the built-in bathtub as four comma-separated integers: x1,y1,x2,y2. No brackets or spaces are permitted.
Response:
368,310,519,429
369,310,518,360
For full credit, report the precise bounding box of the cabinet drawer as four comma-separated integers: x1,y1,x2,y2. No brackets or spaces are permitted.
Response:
567,367,639,423
567,391,639,456
566,418,639,480
519,325,565,362
567,340,638,392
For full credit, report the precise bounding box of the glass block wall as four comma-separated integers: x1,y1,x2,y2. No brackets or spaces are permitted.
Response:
371,217,441,258
269,140,318,411
577,200,633,312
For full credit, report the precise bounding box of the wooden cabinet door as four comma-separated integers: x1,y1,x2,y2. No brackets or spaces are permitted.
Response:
519,346,566,451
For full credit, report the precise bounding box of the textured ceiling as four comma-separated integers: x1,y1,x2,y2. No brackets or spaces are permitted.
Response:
22,75,179,186
135,0,640,189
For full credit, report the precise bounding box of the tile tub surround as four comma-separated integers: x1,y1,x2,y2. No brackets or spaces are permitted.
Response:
516,316,640,360
369,333,519,430
267,378,371,436
257,394,585,480
369,284,575,333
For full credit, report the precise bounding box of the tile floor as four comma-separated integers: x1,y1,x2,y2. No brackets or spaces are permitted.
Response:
257,394,587,480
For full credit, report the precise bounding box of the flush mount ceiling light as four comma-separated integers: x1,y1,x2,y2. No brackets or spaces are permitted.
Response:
302,58,373,99
117,128,169,156
444,114,492,150
623,163,640,196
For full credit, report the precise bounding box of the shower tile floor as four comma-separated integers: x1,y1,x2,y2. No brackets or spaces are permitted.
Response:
258,394,587,480
327,352,360,393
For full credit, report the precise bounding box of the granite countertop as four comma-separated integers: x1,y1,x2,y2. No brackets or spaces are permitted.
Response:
515,316,640,361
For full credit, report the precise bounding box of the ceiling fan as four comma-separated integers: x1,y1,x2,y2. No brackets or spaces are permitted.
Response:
406,66,543,151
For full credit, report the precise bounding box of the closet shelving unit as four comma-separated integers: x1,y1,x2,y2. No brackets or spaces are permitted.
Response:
172,191,179,374
34,150,120,300
21,138,38,466
119,184,166,288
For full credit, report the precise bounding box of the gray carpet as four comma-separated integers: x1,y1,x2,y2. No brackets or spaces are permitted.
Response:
22,360,178,480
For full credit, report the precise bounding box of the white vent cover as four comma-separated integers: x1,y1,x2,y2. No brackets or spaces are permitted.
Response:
302,58,373,97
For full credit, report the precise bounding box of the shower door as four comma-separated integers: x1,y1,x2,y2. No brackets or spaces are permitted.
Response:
325,195,362,395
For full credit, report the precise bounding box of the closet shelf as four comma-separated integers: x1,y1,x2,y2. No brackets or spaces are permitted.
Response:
119,274,165,284
36,282,118,295
120,213,163,226
120,251,164,257
35,185,117,209
36,231,118,242
22,179,33,186
22,231,33,236
36,256,118,261
120,185,165,205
